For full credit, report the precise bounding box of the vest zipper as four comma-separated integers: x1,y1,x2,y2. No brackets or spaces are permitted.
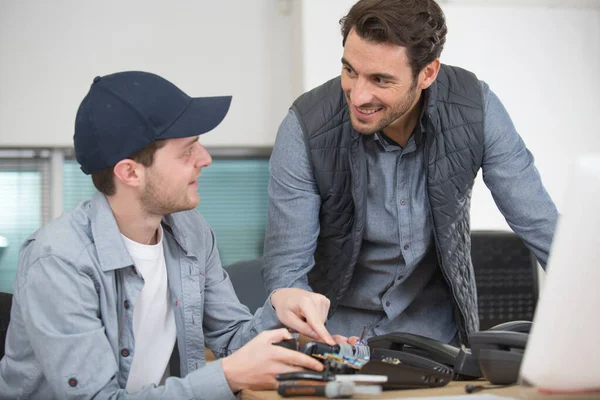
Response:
332,135,365,313
423,133,470,345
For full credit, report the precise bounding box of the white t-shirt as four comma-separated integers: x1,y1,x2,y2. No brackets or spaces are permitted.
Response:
121,226,176,392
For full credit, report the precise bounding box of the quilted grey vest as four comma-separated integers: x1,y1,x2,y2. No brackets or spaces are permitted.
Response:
291,64,484,342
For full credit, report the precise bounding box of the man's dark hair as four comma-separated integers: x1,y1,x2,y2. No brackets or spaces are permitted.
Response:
91,140,166,196
340,0,447,79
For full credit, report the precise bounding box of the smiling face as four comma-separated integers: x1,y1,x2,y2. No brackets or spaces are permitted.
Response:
341,29,423,137
140,136,211,215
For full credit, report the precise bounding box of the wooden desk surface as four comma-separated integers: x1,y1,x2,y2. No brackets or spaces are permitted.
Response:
242,381,600,400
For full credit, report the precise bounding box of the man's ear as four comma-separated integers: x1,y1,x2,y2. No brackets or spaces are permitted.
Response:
113,159,143,189
418,59,441,90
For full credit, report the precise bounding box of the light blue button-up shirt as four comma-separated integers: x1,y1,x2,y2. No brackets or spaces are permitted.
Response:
263,81,558,343
0,193,281,399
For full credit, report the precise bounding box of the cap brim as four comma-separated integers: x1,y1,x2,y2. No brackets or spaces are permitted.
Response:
160,95,232,140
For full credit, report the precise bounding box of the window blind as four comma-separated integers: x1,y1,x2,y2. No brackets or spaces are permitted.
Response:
196,158,270,266
63,159,98,211
0,157,51,293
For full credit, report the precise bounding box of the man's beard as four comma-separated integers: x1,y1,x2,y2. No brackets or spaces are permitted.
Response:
141,174,192,215
350,82,419,135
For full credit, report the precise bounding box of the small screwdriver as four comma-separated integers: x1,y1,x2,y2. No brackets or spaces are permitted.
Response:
278,380,382,398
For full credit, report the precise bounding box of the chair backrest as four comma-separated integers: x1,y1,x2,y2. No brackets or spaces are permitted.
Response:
225,258,267,314
470,231,538,331
0,292,12,360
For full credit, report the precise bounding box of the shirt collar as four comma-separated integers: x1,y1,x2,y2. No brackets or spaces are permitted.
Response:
89,193,195,271
160,212,198,259
89,192,134,272
415,88,430,147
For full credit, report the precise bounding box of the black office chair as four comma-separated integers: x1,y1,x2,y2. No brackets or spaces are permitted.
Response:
470,231,538,331
0,292,12,360
225,258,267,314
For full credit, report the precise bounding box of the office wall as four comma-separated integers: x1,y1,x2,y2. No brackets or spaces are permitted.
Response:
2,0,599,231
301,0,600,230
0,0,303,148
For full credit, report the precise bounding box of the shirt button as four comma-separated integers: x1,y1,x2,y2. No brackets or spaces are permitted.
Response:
124,300,130,309
68,377,78,387
385,301,391,307
404,244,410,250
121,348,130,357
400,199,407,205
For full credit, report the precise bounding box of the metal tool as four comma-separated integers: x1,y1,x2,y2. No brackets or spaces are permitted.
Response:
356,325,367,346
278,380,382,398
276,371,387,383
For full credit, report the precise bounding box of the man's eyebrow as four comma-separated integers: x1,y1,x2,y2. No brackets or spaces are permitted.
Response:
372,72,395,80
341,57,353,69
341,57,395,81
183,136,199,148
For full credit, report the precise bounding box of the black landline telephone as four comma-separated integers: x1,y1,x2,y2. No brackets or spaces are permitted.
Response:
274,320,530,390
368,320,531,383
275,338,454,390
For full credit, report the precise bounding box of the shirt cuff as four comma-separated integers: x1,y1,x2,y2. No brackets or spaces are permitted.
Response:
187,359,235,400
260,291,284,330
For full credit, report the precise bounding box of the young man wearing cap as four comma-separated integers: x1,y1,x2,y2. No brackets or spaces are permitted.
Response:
0,71,334,399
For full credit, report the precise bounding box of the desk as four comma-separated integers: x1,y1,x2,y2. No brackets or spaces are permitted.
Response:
242,381,600,400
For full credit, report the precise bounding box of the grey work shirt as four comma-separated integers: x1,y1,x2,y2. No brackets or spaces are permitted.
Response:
263,81,557,342
0,193,281,399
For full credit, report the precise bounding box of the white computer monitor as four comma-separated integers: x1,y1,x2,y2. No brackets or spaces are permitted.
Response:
519,154,600,393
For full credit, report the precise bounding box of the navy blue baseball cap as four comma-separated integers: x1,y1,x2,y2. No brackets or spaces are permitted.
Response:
74,71,232,174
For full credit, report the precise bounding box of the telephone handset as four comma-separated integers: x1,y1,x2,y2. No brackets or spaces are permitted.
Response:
368,332,459,365
367,320,533,382
487,320,531,333
367,332,481,379
468,330,528,385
